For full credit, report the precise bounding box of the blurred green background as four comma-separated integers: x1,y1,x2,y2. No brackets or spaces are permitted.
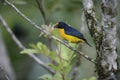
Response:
0,0,120,80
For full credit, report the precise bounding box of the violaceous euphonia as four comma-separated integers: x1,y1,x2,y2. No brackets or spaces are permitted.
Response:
54,22,91,46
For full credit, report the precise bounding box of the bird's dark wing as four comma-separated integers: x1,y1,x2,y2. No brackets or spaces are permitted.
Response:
64,26,92,46
64,26,85,39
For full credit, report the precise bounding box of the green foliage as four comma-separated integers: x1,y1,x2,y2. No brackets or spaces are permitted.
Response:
20,41,74,80
20,41,96,80
21,42,55,56
39,72,70,80
20,49,40,54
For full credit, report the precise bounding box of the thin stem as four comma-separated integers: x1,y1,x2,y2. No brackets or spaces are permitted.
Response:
58,43,62,63
61,73,65,80
36,0,48,25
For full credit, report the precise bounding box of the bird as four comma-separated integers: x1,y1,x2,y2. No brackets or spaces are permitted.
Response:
54,22,91,47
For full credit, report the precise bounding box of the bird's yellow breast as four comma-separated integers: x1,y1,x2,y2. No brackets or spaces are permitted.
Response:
59,29,85,43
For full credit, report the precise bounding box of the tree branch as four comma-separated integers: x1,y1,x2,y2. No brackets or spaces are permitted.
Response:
82,0,118,79
97,0,118,79
82,0,102,53
4,0,96,64
0,15,56,75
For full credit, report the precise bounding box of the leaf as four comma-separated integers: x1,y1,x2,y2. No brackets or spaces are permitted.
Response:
39,72,63,80
54,57,61,63
48,64,61,71
37,42,50,56
59,44,74,60
29,43,38,49
20,49,39,54
53,72,62,80
21,42,54,57
49,52,57,60
62,64,72,74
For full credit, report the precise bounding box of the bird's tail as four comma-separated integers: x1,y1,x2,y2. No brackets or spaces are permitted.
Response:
86,41,92,47
84,39,92,47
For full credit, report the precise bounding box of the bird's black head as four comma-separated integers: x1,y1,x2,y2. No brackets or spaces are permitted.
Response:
54,22,68,29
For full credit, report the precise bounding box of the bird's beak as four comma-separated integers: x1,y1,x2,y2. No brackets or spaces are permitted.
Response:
54,23,59,28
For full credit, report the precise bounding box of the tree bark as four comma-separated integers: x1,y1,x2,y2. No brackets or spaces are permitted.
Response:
82,0,119,80
96,0,118,80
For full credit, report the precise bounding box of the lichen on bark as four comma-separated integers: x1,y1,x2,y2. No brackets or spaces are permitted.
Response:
82,0,119,80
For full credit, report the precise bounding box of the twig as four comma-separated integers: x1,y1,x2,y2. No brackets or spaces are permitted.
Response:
36,0,52,53
71,45,82,80
61,73,65,80
0,15,56,75
4,0,96,64
36,0,48,25
71,54,81,80
58,43,62,63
